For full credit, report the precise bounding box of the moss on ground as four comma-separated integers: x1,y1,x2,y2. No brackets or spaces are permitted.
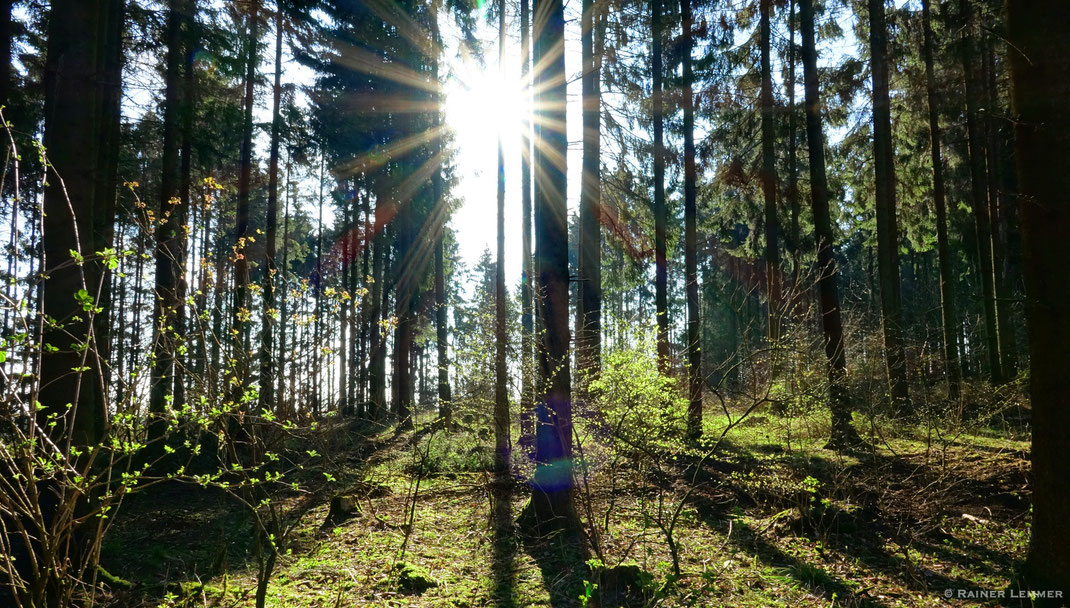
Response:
99,409,1031,607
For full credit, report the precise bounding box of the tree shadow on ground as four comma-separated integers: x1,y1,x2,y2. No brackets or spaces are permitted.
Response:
687,484,892,608
683,440,1028,606
98,421,398,605
490,475,519,608
517,498,589,608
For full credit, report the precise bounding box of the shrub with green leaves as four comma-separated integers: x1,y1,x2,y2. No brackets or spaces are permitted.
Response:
589,330,689,454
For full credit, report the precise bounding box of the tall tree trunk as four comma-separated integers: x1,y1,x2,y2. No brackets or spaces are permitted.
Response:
921,0,961,399
958,0,1002,385
494,0,510,471
800,0,860,449
982,31,1017,378
174,0,195,412
149,0,184,431
392,199,420,429
427,4,450,424
260,5,282,414
314,154,324,416
339,197,350,412
867,0,911,416
359,187,370,412
1005,0,1070,589
95,0,123,396
519,0,535,453
369,192,388,419
232,2,259,405
787,0,800,272
434,210,450,420
369,237,385,420
681,0,701,438
40,0,117,447
35,0,121,597
760,0,781,342
278,157,292,416
651,0,669,369
348,189,360,410
530,0,575,527
578,0,602,393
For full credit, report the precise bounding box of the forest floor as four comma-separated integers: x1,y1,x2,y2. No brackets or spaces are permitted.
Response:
98,403,1033,608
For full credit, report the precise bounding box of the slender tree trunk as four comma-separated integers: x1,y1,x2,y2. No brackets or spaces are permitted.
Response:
1005,0,1070,590
530,0,575,527
787,0,800,272
651,0,669,369
340,197,351,413
232,2,259,405
149,0,184,431
259,5,282,414
494,0,510,471
867,0,911,416
381,237,394,415
392,200,419,429
359,188,370,412
958,0,1002,385
210,209,226,403
173,0,195,411
369,194,387,419
278,158,291,417
681,0,701,438
578,0,603,394
921,0,961,399
800,0,860,448
314,154,324,416
519,0,535,453
760,0,781,342
95,0,123,399
348,190,359,411
982,32,1017,378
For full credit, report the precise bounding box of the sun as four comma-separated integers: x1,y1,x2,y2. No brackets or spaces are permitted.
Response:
443,58,528,160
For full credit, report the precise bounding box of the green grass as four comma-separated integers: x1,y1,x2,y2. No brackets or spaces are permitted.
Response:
98,404,1031,608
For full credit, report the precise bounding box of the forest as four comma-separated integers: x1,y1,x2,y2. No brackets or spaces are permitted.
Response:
0,0,1067,606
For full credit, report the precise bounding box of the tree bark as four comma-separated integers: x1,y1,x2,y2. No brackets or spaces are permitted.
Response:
651,0,669,370
681,0,701,438
40,0,120,448
1005,0,1070,590
531,0,575,526
260,5,282,414
958,0,1002,385
494,0,510,470
921,0,961,399
232,2,259,406
982,31,1017,379
867,0,911,416
800,0,860,449
760,0,781,342
519,0,535,454
149,0,184,431
369,195,387,420
578,0,603,394
787,0,800,272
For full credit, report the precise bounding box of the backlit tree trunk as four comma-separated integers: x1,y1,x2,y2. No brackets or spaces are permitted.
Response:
921,0,961,399
531,0,575,526
800,0,861,448
681,0,701,438
867,0,911,416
